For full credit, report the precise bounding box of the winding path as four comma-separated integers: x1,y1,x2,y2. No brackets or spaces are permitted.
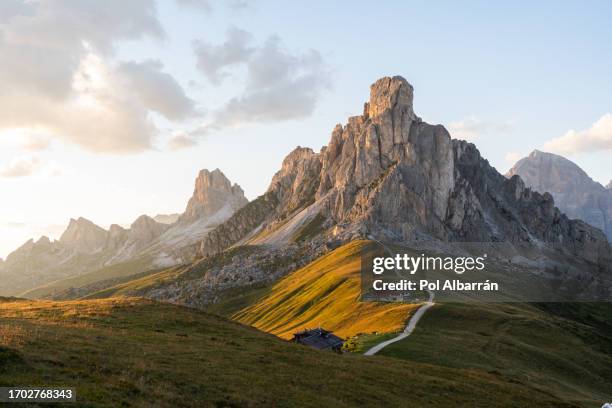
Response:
364,292,434,355
364,238,435,356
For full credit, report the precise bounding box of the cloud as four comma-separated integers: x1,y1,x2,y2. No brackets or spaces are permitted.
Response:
175,0,252,12
20,133,52,151
117,59,196,120
193,27,254,84
0,156,63,178
543,113,612,154
193,30,331,134
175,0,212,12
0,1,196,154
167,132,198,150
0,156,42,178
4,222,26,228
504,152,523,164
0,129,52,151
448,117,513,141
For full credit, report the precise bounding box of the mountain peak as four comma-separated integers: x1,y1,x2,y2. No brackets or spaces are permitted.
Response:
511,150,591,182
607,180,612,190
507,151,611,240
366,76,417,121
128,215,168,243
180,168,248,223
60,217,107,253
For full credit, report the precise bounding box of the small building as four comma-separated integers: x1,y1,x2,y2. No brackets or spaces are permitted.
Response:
292,328,344,353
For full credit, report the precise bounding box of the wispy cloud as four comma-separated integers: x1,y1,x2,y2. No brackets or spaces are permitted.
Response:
504,152,523,164
448,117,514,141
175,0,253,13
167,132,199,151
189,28,331,144
544,113,612,154
0,156,42,178
0,156,62,178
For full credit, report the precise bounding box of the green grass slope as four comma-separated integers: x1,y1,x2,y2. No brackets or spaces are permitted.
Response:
0,297,583,407
373,302,612,407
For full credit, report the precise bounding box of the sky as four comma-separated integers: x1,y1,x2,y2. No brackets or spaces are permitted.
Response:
1,0,611,258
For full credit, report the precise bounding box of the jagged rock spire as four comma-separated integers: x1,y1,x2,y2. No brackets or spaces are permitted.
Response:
180,168,248,223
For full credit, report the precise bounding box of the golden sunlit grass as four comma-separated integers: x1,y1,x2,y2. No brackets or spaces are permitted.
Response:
233,240,418,339
0,324,30,347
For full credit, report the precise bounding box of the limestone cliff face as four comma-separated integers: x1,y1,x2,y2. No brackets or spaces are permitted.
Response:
200,76,610,265
267,147,322,217
59,217,108,253
507,150,612,241
180,169,248,223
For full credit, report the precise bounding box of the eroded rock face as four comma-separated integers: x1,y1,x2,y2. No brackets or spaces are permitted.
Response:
200,76,610,266
268,147,322,217
180,169,248,223
60,217,108,253
507,150,612,241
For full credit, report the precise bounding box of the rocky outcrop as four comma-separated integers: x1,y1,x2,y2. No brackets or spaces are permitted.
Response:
105,224,128,251
129,215,169,244
59,217,108,253
179,169,248,224
200,192,279,257
507,150,612,241
268,147,322,217
200,76,610,266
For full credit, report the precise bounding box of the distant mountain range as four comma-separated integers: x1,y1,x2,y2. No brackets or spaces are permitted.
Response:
1,76,610,301
0,169,247,296
507,150,612,241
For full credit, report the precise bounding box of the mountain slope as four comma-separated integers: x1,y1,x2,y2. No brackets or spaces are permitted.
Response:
232,240,417,339
507,150,612,241
79,241,415,340
0,296,595,407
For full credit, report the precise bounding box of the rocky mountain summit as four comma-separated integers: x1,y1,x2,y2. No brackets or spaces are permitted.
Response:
180,169,248,224
60,217,109,253
507,150,612,241
201,76,610,267
0,169,247,296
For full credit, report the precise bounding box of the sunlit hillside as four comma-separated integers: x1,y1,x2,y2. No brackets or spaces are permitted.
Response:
232,240,418,339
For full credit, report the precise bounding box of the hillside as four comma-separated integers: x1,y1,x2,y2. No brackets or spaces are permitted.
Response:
372,302,612,406
82,241,416,340
0,297,577,407
232,241,418,339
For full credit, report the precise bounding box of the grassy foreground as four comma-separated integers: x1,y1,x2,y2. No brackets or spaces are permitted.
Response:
0,297,586,407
